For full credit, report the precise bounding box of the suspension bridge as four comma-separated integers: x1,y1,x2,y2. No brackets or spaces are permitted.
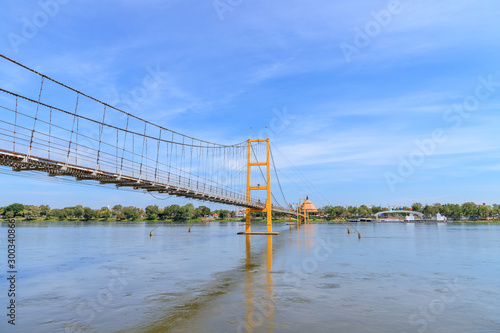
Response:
0,54,316,234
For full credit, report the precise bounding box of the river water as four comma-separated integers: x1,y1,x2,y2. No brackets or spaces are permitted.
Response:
0,221,499,332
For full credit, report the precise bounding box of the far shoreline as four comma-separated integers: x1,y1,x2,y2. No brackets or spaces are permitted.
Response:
2,218,500,224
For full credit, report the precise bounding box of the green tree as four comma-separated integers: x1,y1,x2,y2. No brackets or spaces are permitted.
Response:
477,205,489,217
39,204,50,217
112,205,124,220
5,210,14,219
5,203,24,217
123,206,143,220
423,204,438,217
491,204,500,218
439,204,452,217
322,205,332,219
449,204,461,218
112,205,123,214
51,209,68,221
198,206,211,217
74,205,84,219
158,207,168,220
83,207,96,220
332,206,346,218
461,202,477,217
145,205,160,220
347,206,358,216
24,205,41,220
358,205,369,216
123,207,135,220
411,203,423,212
115,211,126,221
324,205,335,219
166,205,184,220
218,210,230,219
182,203,195,219
64,207,75,219
100,207,112,220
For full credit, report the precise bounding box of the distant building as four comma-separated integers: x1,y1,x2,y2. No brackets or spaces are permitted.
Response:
436,213,446,221
382,217,401,222
405,214,415,221
301,196,318,215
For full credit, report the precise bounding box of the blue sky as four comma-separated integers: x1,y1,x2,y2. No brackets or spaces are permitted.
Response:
1,0,500,209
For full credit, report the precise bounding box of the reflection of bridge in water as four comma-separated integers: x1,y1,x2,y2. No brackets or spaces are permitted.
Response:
0,54,318,233
241,234,275,332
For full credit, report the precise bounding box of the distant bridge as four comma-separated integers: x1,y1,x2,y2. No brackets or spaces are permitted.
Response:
374,210,424,221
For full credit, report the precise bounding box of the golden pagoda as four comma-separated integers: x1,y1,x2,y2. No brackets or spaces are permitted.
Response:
301,196,318,214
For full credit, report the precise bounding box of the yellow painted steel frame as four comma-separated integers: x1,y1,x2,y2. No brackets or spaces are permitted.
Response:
299,198,306,224
289,203,298,226
246,139,272,233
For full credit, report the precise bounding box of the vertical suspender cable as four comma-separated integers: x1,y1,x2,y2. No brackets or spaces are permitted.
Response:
28,77,45,158
139,123,147,180
132,134,135,177
119,115,130,176
189,138,193,188
48,108,52,160
13,96,18,152
75,115,79,165
155,129,162,183
66,93,80,167
95,106,106,173
115,129,119,173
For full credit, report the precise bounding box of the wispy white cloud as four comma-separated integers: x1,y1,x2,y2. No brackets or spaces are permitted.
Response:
2,0,500,206
247,59,292,84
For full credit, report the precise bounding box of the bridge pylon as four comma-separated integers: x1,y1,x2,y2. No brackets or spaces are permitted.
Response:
243,139,276,235
289,203,298,227
299,198,307,224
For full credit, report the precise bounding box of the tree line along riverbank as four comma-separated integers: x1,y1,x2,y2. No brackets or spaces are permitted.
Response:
1,203,294,222
2,202,500,223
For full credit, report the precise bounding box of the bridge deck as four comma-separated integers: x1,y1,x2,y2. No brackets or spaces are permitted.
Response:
0,149,294,215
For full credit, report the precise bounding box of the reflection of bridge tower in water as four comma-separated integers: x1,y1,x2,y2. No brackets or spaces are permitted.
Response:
242,235,275,332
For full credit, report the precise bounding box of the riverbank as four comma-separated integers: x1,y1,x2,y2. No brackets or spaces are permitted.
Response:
1,217,299,223
3,217,499,224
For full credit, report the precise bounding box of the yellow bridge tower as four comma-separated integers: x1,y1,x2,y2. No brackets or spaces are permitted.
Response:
243,139,277,235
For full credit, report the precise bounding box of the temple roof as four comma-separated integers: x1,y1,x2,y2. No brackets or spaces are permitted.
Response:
301,196,318,213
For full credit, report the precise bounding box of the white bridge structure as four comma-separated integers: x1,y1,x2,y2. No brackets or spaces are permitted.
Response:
374,210,424,221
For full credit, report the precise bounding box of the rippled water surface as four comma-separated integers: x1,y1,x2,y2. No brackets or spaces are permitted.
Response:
1,221,499,332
